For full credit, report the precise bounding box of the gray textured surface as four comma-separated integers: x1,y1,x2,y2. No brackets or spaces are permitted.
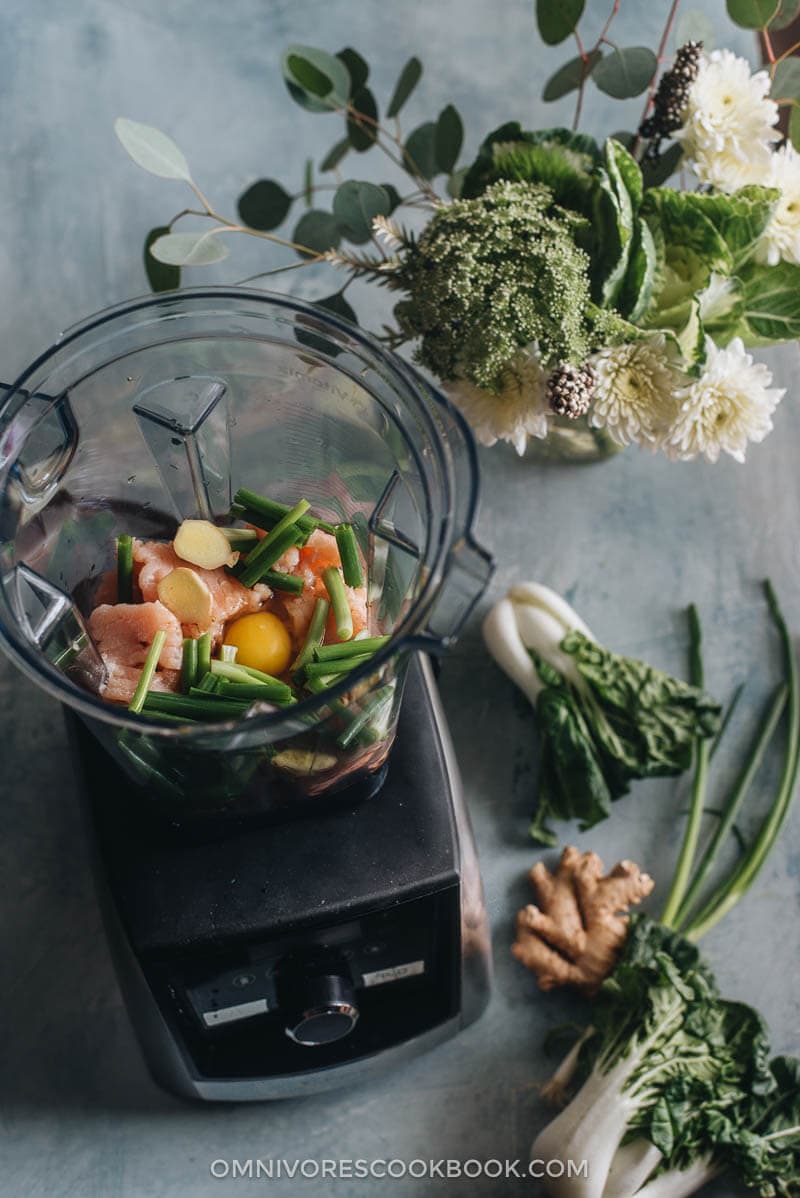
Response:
0,2,797,1196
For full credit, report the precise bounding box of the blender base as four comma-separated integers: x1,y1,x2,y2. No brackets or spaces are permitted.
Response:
69,654,492,1101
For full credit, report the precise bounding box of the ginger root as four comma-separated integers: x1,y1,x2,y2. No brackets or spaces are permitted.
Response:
512,845,654,996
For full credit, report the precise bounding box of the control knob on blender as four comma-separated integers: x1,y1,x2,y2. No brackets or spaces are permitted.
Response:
283,974,359,1046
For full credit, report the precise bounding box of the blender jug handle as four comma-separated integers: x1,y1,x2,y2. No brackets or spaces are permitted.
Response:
414,535,495,652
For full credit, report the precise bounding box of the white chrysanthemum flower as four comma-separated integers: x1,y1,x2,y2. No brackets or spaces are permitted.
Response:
677,49,779,192
698,273,739,325
757,142,800,265
664,337,784,464
588,335,685,448
444,348,549,456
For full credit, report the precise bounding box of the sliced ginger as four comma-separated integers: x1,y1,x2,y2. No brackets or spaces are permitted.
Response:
512,845,654,996
157,567,213,630
174,519,238,571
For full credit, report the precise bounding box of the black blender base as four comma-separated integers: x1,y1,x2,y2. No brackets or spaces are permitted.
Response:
71,655,492,1101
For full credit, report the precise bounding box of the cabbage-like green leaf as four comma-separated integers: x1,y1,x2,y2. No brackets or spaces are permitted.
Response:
737,259,800,343
592,169,632,306
647,186,779,271
619,217,658,322
606,137,643,212
641,188,733,275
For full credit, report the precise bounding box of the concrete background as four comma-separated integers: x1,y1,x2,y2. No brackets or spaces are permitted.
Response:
0,2,797,1196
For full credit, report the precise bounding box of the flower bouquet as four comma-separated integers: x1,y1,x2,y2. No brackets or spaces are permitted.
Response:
116,1,800,463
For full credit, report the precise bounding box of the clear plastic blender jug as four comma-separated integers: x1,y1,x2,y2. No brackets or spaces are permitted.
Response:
0,289,493,817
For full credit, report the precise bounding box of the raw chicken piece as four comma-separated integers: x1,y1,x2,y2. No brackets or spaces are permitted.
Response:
102,663,180,705
88,600,184,704
280,529,369,644
133,539,270,642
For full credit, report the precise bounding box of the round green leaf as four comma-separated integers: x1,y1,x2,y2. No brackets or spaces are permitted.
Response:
332,180,390,242
592,47,657,99
770,0,800,27
380,183,402,213
403,122,438,179
293,209,342,257
789,103,800,153
237,179,292,231
114,118,192,182
387,56,422,118
726,0,780,26
772,57,800,101
150,231,229,266
336,47,369,90
282,45,350,112
536,0,585,45
543,51,601,101
315,291,358,324
320,138,350,172
144,227,180,292
347,86,379,152
435,104,464,174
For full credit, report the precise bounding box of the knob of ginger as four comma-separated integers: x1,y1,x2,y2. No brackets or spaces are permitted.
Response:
512,846,654,996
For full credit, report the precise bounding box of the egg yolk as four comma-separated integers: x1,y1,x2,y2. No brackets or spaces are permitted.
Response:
223,611,292,676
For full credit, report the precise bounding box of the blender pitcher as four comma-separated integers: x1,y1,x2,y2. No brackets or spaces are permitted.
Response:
0,288,493,818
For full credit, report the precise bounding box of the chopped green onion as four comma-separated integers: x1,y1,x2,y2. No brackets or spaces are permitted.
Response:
337,686,395,749
314,635,389,662
218,681,295,705
180,637,198,693
210,659,267,685
128,631,167,715
220,643,239,663
195,673,222,693
233,489,336,535
142,691,248,720
262,569,304,595
322,566,353,641
236,662,294,687
197,631,212,678
335,523,363,589
304,653,372,679
293,597,330,673
304,674,337,694
117,534,133,603
221,527,259,546
238,520,307,588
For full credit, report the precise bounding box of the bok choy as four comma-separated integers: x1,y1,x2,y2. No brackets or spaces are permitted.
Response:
483,583,721,844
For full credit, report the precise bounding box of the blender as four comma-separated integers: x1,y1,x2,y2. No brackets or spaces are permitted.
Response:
0,288,494,1100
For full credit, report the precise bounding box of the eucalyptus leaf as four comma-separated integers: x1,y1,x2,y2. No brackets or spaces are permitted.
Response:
641,142,683,189
726,0,780,27
144,227,180,292
435,104,464,174
293,209,342,257
150,230,229,266
791,103,800,152
336,46,369,90
592,47,657,99
315,290,358,324
114,117,192,182
542,51,601,101
536,0,585,45
404,121,438,178
769,0,800,26
771,57,800,101
333,180,391,242
347,85,378,152
386,56,422,118
320,137,351,172
380,182,402,212
237,179,292,231
282,44,350,112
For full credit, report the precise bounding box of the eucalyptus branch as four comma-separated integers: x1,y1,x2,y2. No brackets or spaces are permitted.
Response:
341,100,440,202
632,0,682,158
235,259,327,286
572,0,622,132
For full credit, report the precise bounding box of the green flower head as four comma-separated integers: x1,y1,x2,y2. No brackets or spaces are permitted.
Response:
394,180,595,392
